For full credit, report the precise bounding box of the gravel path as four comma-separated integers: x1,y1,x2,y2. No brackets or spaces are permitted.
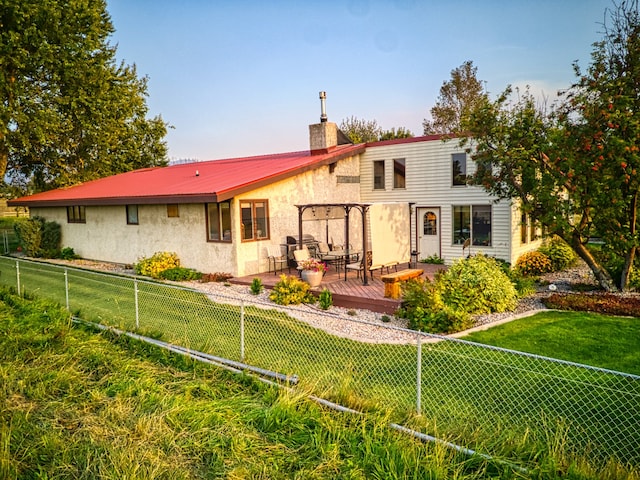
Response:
40,257,600,345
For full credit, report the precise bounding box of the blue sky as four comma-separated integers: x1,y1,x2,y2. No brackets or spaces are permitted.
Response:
106,0,612,161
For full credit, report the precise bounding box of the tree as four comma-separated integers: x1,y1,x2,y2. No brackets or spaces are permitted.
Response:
379,127,414,141
339,117,413,143
463,0,640,291
423,60,488,136
339,116,382,143
0,0,168,194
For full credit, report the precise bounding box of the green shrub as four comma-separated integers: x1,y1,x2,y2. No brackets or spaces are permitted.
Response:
420,254,445,264
318,288,333,310
158,267,202,281
506,268,538,297
515,251,553,276
14,217,61,257
398,277,443,314
59,247,80,260
250,277,264,295
269,275,315,305
538,237,577,272
406,305,472,334
41,220,61,257
135,252,181,279
439,254,518,314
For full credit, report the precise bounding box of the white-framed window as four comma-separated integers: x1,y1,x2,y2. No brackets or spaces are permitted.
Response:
452,205,491,246
373,160,385,190
452,153,467,186
393,158,406,189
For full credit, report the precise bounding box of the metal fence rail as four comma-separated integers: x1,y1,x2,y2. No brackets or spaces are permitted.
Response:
1,255,638,468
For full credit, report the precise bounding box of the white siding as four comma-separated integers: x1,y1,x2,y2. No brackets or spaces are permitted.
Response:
360,138,538,264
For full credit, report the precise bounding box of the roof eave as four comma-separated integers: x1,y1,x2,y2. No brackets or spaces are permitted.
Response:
8,193,219,208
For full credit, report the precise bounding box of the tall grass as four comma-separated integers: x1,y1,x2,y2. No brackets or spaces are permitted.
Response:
0,287,512,479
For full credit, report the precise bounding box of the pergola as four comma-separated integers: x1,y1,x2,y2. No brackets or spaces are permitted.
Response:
295,203,371,285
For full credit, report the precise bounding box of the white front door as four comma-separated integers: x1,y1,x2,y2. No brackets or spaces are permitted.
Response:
417,208,440,260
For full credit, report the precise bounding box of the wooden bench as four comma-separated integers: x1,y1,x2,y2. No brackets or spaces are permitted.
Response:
381,268,424,299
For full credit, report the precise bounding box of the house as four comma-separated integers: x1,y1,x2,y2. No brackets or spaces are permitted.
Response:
360,136,543,265
9,96,540,275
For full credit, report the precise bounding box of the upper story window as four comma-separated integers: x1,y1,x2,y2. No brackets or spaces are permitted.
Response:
126,205,139,225
241,200,269,241
167,204,179,217
207,201,231,242
67,206,86,224
373,160,385,190
393,158,406,189
452,153,467,186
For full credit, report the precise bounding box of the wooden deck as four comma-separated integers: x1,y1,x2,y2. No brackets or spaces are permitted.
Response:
230,262,446,314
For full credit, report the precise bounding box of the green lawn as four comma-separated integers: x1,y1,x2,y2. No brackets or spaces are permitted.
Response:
462,310,640,375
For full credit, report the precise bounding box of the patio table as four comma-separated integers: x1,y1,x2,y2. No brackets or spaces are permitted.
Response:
319,250,361,280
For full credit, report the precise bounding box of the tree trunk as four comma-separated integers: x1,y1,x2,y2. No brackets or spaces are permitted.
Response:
620,192,638,291
620,247,636,291
568,233,617,292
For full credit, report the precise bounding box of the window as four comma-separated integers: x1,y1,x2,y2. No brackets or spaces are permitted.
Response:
452,206,470,245
126,205,138,225
373,160,385,190
452,153,467,186
472,205,491,246
67,206,86,224
521,213,528,244
240,200,269,241
167,204,179,217
520,213,538,244
393,158,406,189
423,211,437,235
453,205,491,246
207,202,231,242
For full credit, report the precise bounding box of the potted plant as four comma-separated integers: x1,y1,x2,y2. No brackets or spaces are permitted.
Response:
299,257,327,287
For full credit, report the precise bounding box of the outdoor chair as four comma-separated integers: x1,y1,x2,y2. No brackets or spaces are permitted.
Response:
266,244,289,275
317,242,330,255
293,247,311,274
346,251,372,279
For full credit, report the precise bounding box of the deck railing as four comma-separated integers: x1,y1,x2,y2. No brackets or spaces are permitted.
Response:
1,255,638,470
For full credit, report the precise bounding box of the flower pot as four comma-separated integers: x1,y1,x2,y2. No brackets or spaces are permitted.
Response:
301,269,323,288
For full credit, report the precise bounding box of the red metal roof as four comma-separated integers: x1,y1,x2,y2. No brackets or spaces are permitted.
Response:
9,144,366,207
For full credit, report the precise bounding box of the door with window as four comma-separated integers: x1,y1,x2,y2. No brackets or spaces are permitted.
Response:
417,207,440,260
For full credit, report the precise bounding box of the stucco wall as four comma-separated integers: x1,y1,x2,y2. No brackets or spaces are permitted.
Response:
31,204,237,272
233,154,362,276
31,153,362,277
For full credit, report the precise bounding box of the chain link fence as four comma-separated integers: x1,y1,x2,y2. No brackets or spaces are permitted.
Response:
1,256,638,469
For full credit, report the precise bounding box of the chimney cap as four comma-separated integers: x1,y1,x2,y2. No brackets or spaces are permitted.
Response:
319,91,327,122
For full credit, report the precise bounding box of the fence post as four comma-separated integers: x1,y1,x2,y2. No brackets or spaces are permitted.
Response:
240,300,245,362
416,335,422,415
15,260,20,296
134,279,139,329
64,268,69,310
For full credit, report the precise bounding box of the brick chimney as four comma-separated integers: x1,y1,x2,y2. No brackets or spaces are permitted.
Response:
309,91,338,155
